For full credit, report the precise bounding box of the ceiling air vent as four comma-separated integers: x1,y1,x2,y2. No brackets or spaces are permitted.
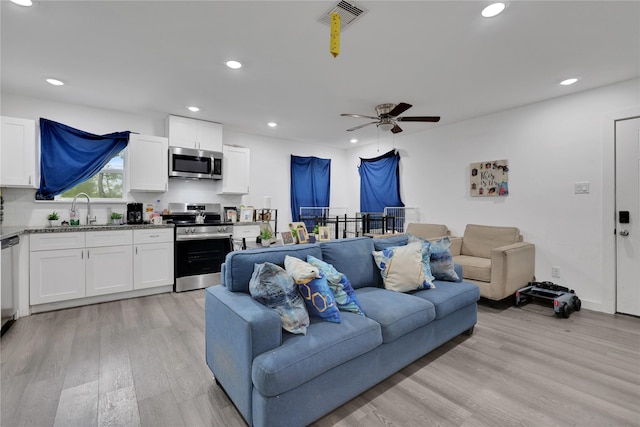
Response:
318,1,368,31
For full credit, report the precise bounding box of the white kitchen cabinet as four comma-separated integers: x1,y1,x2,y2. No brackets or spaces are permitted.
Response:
30,233,86,305
133,229,174,290
30,228,171,306
1,116,37,188
85,230,133,297
166,115,223,152
128,133,168,192
219,145,250,194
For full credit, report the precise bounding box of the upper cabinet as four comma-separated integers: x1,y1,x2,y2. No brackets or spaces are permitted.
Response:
1,116,37,188
128,134,168,192
220,145,250,195
166,115,223,152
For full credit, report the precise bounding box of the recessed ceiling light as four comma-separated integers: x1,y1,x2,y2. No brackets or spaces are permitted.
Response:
560,78,579,86
46,78,64,86
187,106,200,112
481,3,506,18
350,139,358,143
267,122,278,128
10,0,33,6
226,60,242,70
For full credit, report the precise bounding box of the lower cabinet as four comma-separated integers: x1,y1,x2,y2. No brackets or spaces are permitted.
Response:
30,229,174,306
29,247,86,304
86,245,133,297
133,229,174,290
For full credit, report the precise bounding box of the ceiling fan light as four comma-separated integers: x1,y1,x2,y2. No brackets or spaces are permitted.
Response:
378,122,394,131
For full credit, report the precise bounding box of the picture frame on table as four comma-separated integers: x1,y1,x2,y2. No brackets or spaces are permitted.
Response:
239,207,254,223
224,207,238,223
281,230,295,245
296,225,309,244
318,226,331,241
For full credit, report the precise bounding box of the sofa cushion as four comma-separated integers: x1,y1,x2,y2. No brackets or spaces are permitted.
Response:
412,280,480,319
224,244,323,293
306,255,365,316
320,237,381,289
461,224,520,258
251,312,382,397
372,242,435,292
453,255,492,282
429,237,460,282
249,262,310,335
354,287,436,343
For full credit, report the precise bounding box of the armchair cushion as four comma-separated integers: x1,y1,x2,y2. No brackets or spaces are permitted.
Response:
452,255,491,282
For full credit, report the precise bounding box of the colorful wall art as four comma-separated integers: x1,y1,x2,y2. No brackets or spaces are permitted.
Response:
470,160,509,197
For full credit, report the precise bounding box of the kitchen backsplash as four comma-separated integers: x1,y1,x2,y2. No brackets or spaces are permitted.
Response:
1,179,247,227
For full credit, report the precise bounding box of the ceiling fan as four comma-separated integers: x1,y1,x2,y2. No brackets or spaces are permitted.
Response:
341,102,440,134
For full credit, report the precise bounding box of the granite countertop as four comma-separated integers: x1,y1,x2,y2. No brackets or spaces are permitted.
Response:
1,223,174,240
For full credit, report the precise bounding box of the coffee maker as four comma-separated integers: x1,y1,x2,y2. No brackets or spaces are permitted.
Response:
127,203,143,224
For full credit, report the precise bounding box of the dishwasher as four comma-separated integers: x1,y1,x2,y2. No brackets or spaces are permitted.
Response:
1,235,19,336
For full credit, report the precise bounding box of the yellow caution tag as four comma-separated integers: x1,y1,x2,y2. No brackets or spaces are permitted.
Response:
330,12,340,58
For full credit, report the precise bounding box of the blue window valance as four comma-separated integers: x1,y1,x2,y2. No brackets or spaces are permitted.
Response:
290,155,331,223
359,149,404,213
37,118,130,199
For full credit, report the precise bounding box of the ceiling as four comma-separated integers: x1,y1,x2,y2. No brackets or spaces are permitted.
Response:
2,1,639,148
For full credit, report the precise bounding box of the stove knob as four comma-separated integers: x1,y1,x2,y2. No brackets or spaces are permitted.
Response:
191,227,196,233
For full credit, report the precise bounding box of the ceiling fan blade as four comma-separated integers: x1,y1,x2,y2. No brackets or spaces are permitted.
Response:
346,121,378,132
388,102,412,117
391,124,403,134
397,116,441,122
341,113,379,120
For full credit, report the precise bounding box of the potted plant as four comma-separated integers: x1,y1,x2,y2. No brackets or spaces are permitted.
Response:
259,227,273,247
310,224,319,243
110,212,123,225
47,211,61,227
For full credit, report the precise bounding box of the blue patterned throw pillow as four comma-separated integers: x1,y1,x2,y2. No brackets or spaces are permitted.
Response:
249,262,310,334
408,234,436,282
297,273,342,323
307,255,365,316
429,237,460,282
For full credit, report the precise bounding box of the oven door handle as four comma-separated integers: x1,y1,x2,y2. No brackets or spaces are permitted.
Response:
176,233,232,241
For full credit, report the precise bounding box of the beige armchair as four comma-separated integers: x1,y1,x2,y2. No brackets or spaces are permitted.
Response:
450,224,535,301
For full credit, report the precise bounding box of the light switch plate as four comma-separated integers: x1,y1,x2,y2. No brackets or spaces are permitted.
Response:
574,182,590,194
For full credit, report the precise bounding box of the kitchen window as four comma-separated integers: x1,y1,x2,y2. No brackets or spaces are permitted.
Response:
57,150,125,200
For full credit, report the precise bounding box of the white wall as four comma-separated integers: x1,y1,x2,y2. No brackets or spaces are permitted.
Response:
1,94,349,234
346,78,640,313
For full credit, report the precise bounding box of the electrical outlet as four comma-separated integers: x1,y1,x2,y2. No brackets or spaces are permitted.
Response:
552,266,561,278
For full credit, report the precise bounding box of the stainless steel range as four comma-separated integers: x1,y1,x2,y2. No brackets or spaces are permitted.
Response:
166,203,233,292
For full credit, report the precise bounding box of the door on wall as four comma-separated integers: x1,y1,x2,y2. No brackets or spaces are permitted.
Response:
616,117,640,316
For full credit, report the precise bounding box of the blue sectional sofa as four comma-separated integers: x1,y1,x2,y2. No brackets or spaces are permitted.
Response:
205,236,480,427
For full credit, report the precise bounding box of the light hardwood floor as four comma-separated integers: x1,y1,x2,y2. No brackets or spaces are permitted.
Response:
1,290,639,427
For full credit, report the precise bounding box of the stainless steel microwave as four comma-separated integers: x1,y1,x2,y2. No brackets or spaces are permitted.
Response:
169,146,222,180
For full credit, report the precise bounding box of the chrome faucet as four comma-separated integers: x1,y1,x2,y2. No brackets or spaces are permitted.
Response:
71,192,96,225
